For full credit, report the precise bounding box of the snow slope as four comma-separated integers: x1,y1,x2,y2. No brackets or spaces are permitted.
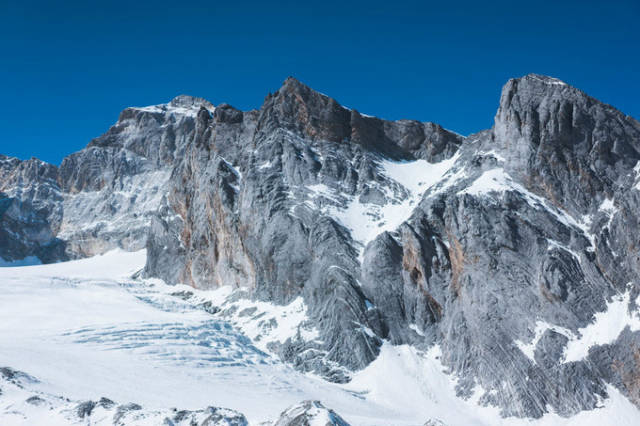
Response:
1,251,639,425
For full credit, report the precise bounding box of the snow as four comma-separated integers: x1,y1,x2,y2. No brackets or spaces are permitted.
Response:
515,321,574,362
0,372,246,426
409,323,425,337
514,289,640,367
477,150,506,163
304,153,460,257
159,282,322,350
563,290,640,363
132,103,214,118
599,198,615,213
345,343,640,426
634,162,640,190
276,401,346,426
0,251,422,425
460,168,512,196
379,153,459,196
598,197,618,230
547,239,581,264
528,75,567,86
2,251,640,425
460,168,596,249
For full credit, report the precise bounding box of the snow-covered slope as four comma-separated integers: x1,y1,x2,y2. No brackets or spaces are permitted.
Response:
2,251,640,425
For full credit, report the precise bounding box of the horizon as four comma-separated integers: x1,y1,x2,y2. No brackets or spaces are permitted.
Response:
1,0,639,164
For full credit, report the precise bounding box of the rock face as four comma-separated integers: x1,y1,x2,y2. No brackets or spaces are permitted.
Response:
0,155,64,263
1,95,211,261
2,74,640,420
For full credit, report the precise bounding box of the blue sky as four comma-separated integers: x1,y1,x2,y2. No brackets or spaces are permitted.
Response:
1,0,639,164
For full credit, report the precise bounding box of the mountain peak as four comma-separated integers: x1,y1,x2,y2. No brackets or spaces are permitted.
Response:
519,73,568,87
259,76,352,143
168,94,214,110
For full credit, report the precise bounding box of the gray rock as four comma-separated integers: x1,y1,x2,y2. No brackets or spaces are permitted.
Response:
2,74,640,420
273,400,350,426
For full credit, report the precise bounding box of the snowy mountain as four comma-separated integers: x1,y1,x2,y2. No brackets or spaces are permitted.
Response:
2,74,640,425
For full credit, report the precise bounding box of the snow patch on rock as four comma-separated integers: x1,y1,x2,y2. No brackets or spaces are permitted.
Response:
515,321,575,362
563,289,640,363
303,152,460,257
460,169,596,249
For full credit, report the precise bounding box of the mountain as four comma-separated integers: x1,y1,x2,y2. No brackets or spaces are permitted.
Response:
2,74,640,423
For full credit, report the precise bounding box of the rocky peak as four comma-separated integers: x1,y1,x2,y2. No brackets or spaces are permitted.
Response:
495,73,640,155
258,76,352,143
258,77,463,161
213,103,244,124
491,73,640,212
168,94,215,110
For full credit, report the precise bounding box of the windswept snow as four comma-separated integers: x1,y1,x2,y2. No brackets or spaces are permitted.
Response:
477,150,506,163
528,75,567,86
599,198,615,213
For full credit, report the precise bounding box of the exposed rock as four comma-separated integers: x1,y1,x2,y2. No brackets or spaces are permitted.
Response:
2,74,640,420
273,400,350,426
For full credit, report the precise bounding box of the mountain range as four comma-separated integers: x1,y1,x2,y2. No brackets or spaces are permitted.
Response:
2,73,640,425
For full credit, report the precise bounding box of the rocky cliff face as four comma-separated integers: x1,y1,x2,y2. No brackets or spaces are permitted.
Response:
1,95,211,261
2,74,640,420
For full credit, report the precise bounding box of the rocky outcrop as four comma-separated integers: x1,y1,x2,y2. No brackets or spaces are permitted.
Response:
0,366,249,425
273,400,350,426
359,74,640,417
2,74,640,420
1,95,211,262
0,155,64,262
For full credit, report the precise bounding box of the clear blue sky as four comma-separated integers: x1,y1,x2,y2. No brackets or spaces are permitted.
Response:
1,0,639,165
